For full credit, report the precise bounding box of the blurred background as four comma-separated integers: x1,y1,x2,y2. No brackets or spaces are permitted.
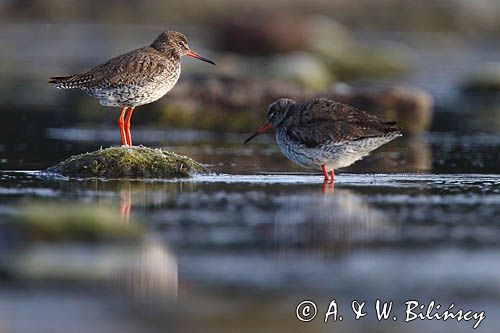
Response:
1,1,500,332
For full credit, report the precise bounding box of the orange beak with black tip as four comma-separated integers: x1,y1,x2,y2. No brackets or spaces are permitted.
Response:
244,121,273,144
186,49,216,65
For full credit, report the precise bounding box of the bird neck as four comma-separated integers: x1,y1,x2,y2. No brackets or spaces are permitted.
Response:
151,43,181,61
164,49,181,62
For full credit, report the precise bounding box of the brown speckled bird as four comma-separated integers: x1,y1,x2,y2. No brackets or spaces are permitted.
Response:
49,31,215,146
245,98,402,183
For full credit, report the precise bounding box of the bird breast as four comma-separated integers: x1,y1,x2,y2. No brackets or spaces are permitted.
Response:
91,61,181,107
134,64,181,105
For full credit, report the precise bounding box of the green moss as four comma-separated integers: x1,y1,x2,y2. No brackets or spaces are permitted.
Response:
11,204,143,243
47,146,208,178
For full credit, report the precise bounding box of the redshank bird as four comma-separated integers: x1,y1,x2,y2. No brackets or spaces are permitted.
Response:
244,98,402,182
49,31,215,146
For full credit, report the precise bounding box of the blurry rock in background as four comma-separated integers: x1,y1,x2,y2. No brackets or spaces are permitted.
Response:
162,74,307,132
325,85,434,135
212,15,310,55
434,102,500,133
163,73,434,134
306,16,411,81
431,62,500,133
14,1,500,140
213,14,410,86
461,62,500,94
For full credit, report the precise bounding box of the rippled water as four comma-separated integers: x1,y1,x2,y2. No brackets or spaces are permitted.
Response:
1,127,500,332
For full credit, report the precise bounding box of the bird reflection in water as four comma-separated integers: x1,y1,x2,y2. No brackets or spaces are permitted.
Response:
273,188,396,256
322,179,335,193
120,182,132,223
94,180,180,302
120,241,178,302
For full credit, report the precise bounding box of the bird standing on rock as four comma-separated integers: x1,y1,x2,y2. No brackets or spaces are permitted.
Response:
49,31,216,146
245,98,402,183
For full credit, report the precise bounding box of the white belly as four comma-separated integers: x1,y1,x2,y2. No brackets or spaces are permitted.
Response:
91,68,181,107
276,130,401,170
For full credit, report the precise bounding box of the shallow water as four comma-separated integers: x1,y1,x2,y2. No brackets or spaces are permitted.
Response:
1,126,500,332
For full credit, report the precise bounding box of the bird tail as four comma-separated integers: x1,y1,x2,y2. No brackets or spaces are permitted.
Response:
49,75,81,89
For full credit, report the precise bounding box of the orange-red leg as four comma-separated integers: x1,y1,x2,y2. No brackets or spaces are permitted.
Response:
329,170,335,192
321,165,329,182
124,106,135,146
118,107,128,146
322,172,335,193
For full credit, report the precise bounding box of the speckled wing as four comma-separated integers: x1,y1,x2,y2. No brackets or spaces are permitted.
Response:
286,98,401,148
50,47,168,89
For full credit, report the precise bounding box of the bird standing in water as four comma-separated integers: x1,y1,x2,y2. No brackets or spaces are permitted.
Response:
49,31,215,146
245,98,402,183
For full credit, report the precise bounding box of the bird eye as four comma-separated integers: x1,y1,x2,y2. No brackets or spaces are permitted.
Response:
178,41,185,47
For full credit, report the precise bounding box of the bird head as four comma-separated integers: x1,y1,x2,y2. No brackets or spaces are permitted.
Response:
244,98,295,144
151,31,216,65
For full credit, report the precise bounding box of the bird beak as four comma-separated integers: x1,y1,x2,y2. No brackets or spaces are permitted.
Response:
186,49,216,65
244,121,273,144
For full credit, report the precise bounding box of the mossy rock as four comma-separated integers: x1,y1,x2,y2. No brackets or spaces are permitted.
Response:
7,204,144,244
47,146,208,178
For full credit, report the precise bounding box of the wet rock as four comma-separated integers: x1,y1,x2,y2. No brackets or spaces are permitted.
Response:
47,146,208,178
461,63,500,93
325,85,433,134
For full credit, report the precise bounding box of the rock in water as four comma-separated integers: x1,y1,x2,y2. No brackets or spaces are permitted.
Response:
47,146,208,178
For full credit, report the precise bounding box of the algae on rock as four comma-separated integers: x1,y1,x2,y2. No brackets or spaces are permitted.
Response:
47,146,208,178
10,203,144,243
